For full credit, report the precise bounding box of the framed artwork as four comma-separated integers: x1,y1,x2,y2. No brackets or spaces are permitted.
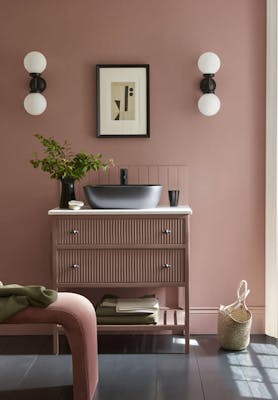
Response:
96,64,150,138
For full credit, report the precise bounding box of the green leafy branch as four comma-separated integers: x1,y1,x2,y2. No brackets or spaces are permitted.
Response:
30,134,114,180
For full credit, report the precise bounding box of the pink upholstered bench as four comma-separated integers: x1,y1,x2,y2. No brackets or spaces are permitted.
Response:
5,292,98,400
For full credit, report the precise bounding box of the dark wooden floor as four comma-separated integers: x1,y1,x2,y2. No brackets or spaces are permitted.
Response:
0,334,277,400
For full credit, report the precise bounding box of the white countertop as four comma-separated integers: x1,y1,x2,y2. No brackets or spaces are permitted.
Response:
48,206,192,216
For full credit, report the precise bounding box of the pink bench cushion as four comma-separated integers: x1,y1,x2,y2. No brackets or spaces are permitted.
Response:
5,292,98,400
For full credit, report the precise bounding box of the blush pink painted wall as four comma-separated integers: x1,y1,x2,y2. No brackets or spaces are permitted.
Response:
0,0,266,333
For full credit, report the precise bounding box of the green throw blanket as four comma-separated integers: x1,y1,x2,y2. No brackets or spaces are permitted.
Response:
0,284,57,322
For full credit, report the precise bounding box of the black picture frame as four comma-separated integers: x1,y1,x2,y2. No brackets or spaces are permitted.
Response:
96,64,150,138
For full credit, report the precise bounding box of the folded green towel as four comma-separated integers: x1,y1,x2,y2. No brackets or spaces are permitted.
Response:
0,284,57,322
97,311,159,325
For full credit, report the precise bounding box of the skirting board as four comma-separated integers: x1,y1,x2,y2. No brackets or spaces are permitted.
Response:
190,306,265,334
0,306,265,336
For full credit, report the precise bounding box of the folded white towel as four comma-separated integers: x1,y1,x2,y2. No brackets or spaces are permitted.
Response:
116,298,159,314
101,298,117,307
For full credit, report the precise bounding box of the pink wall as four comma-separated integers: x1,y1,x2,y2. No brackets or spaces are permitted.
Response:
0,0,266,332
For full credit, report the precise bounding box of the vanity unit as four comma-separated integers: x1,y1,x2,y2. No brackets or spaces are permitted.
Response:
48,206,192,352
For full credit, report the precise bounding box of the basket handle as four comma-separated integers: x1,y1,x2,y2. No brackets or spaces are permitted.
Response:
237,280,250,308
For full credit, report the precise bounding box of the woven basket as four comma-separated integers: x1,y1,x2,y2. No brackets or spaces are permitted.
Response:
218,280,252,351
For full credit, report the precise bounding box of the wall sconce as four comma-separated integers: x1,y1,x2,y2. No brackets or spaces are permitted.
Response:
23,51,47,115
197,52,221,116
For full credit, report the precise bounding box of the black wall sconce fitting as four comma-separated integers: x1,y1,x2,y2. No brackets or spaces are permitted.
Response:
29,73,47,93
200,73,216,94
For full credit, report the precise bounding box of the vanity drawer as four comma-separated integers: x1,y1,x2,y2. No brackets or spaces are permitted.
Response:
55,217,185,245
56,248,185,284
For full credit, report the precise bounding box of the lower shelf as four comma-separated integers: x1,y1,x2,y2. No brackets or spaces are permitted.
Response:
97,308,186,332
55,308,189,353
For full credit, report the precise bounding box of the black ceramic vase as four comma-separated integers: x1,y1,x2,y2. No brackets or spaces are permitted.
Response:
60,178,76,208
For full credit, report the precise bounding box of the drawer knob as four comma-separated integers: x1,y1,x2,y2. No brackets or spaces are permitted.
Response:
162,263,172,269
70,264,80,269
70,229,79,235
162,229,171,235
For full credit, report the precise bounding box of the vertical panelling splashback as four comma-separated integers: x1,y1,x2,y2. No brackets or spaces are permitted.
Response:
76,165,189,206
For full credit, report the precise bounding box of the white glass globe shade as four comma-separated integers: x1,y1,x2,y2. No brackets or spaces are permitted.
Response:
198,52,221,74
198,93,221,116
24,93,47,115
24,51,47,73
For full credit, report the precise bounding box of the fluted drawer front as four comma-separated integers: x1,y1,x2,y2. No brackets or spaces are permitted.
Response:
56,217,185,245
57,249,185,284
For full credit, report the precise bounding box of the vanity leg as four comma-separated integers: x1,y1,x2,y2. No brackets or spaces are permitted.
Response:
53,325,59,355
184,216,190,354
185,325,190,353
185,286,190,354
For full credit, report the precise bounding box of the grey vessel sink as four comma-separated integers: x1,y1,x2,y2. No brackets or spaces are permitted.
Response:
84,185,163,209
